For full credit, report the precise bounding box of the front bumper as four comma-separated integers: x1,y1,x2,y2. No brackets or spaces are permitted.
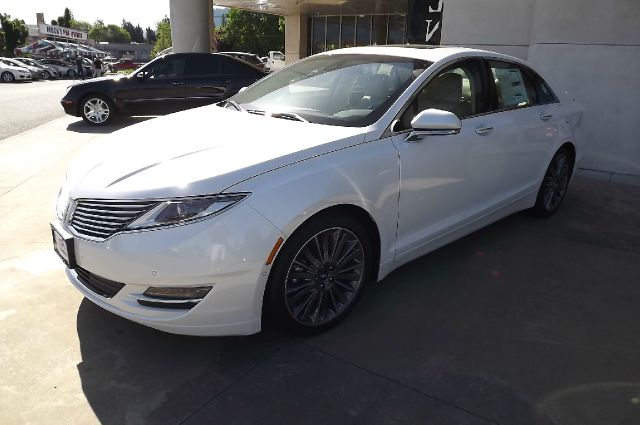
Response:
60,98,78,116
56,202,285,336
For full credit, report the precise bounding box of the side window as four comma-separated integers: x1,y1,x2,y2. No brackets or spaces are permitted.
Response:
488,60,539,110
143,57,186,79
397,59,486,130
186,55,221,76
531,72,558,104
219,57,256,78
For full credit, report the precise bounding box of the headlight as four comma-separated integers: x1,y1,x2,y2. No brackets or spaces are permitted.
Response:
56,180,70,221
127,193,249,230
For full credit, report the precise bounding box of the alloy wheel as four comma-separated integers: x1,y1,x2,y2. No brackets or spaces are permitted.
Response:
83,98,111,124
284,227,365,326
542,152,570,212
2,72,14,83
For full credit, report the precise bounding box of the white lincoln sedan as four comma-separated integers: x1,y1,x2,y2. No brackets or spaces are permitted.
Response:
52,46,583,336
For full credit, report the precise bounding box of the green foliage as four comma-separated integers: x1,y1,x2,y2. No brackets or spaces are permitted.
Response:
0,13,28,57
145,27,157,44
218,9,283,56
122,20,144,43
88,19,131,43
71,20,92,32
57,8,73,28
150,17,171,58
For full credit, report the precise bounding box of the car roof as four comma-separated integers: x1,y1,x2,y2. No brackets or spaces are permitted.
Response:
317,45,528,66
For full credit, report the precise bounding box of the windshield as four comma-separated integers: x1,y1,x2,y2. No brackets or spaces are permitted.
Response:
231,53,431,127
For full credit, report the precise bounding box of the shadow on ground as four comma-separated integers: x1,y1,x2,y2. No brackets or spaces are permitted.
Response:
66,116,157,134
75,178,640,425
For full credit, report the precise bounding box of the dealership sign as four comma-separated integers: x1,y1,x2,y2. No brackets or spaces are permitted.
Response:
38,23,88,41
407,0,444,45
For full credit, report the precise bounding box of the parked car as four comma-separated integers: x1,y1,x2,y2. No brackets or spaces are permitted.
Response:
220,52,266,70
14,57,60,79
0,59,32,82
60,52,268,125
111,59,139,71
264,50,285,71
0,57,43,80
52,46,583,336
39,58,77,78
102,57,118,73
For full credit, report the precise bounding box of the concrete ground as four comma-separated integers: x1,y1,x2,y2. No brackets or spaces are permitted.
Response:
1,116,639,425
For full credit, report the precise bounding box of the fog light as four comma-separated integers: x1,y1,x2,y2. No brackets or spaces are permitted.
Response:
143,286,212,300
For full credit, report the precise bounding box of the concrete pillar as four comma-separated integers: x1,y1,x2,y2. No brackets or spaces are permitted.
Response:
284,15,308,63
169,0,212,53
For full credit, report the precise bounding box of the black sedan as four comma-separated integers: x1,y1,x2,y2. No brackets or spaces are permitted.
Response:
61,53,268,126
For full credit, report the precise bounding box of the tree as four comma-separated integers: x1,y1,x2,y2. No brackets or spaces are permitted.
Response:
0,14,28,57
122,19,144,43
150,17,171,58
88,19,107,42
105,24,131,43
218,9,283,56
56,8,73,28
145,27,157,44
71,20,92,32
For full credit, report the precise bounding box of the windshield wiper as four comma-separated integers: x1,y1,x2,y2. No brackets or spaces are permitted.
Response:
218,99,243,112
270,111,309,123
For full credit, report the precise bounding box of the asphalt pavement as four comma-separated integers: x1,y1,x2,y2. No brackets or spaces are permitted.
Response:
0,77,104,141
1,115,639,425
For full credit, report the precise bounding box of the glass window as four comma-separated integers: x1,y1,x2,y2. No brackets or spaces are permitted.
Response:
141,56,187,78
489,60,538,109
312,16,326,54
356,15,371,46
326,17,340,51
371,15,388,45
388,15,406,44
186,55,220,76
340,16,355,48
398,59,486,130
232,54,432,127
220,57,256,78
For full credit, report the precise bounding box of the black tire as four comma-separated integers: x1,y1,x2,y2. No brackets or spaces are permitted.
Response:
2,71,15,83
67,69,75,77
531,147,573,217
265,213,374,334
43,71,51,80
80,94,115,126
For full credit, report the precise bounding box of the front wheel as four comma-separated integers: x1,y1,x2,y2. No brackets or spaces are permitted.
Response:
2,71,15,83
43,71,51,80
531,148,572,217
265,214,373,334
67,69,75,77
81,95,115,126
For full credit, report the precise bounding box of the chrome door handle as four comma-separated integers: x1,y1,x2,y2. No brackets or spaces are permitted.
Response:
539,113,553,121
172,82,184,86
475,126,494,135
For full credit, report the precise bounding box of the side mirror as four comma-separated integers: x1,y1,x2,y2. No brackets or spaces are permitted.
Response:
405,109,462,143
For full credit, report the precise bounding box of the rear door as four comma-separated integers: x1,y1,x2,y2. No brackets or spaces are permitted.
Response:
116,55,187,115
485,60,561,195
184,54,229,109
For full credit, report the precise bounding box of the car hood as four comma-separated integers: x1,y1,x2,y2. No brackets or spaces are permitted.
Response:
67,105,366,200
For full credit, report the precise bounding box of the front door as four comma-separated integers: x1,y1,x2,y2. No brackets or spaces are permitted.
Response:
116,55,187,115
390,58,504,263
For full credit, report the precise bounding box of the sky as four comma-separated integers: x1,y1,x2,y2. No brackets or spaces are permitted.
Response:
2,0,171,32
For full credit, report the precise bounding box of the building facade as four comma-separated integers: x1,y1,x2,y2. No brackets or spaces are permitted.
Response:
169,0,639,183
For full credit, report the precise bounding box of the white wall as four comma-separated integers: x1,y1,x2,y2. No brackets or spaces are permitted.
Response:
442,0,640,180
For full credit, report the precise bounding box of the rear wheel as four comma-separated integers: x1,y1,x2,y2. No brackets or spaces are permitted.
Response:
43,70,51,80
2,71,15,83
81,95,114,126
531,148,572,217
266,214,373,334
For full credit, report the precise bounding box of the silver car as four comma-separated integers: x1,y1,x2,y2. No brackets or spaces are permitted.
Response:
0,57,43,80
14,58,59,79
39,58,77,78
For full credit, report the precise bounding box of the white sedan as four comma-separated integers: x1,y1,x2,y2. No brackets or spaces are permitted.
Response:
52,46,584,336
0,59,32,82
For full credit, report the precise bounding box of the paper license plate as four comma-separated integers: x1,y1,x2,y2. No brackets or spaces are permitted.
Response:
51,224,76,269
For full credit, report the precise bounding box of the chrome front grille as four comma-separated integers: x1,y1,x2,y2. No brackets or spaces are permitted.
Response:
70,199,158,239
